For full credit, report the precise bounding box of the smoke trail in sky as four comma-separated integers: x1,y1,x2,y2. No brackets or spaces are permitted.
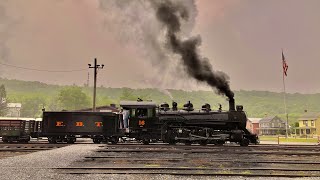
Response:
153,0,233,98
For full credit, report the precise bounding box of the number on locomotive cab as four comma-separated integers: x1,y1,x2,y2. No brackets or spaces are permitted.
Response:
138,120,145,126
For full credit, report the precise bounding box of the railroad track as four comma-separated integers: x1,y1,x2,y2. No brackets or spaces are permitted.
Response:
56,144,320,178
0,144,68,152
97,148,320,156
0,138,96,145
56,166,320,177
84,156,320,164
105,143,320,150
0,143,70,159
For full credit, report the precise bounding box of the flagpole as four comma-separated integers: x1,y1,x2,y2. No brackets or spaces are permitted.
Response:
282,49,288,138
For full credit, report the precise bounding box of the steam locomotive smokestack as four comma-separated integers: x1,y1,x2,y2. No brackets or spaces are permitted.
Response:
229,97,235,111
154,0,234,99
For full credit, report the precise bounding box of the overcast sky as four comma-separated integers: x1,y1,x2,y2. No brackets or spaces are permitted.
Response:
0,0,319,93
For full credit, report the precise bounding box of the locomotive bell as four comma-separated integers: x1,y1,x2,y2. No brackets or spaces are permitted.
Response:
236,105,243,111
183,101,194,111
160,102,170,111
201,103,211,112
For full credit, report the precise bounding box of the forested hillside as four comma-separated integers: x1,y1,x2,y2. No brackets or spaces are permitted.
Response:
1,78,319,125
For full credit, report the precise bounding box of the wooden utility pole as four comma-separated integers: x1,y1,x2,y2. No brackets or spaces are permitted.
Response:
88,58,104,111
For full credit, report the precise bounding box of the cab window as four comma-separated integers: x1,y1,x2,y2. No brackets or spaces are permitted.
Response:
130,109,136,117
130,108,154,118
147,109,154,118
136,108,147,117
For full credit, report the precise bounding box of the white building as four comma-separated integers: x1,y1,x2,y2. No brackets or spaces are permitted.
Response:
6,103,22,117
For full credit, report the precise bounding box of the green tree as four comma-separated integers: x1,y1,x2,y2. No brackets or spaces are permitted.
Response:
46,95,62,111
96,95,115,107
0,84,7,116
119,88,138,101
20,97,46,117
58,86,90,110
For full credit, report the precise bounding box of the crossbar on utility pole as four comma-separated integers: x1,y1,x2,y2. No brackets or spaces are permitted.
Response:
88,58,104,112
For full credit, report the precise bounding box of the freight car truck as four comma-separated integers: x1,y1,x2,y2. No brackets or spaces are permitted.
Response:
42,111,123,144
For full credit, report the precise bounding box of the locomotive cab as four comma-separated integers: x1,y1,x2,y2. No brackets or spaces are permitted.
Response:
120,100,158,144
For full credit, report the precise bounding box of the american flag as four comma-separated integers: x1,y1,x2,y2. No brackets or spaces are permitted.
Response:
282,50,288,76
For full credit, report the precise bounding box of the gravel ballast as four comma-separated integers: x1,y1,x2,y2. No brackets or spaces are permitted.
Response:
0,144,318,180
0,144,98,180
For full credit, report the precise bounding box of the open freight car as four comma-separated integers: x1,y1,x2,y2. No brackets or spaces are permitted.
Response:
42,111,123,144
0,118,37,143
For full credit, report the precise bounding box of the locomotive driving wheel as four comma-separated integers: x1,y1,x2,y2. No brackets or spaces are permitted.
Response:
141,134,151,145
184,140,192,146
240,138,250,147
199,140,208,146
214,140,225,146
166,130,177,145
110,136,119,144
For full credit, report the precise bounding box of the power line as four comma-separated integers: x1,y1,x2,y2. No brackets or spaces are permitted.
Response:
0,62,87,72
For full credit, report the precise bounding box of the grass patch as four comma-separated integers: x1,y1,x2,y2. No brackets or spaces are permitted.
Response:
241,170,252,175
259,136,318,143
217,170,234,174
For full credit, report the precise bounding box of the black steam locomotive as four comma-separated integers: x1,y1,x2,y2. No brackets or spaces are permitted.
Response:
1,98,258,146
120,98,258,146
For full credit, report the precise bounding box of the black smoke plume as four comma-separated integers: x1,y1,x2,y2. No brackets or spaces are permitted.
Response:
154,0,234,98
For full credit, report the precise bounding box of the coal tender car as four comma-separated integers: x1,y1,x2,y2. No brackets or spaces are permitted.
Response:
120,98,258,146
42,111,123,144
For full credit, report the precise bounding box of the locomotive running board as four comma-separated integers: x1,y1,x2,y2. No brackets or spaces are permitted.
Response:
175,134,229,141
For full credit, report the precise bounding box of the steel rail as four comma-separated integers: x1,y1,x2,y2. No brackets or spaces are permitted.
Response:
104,144,320,150
83,156,320,164
56,166,320,177
56,166,320,171
97,149,320,155
56,171,320,178
0,148,60,151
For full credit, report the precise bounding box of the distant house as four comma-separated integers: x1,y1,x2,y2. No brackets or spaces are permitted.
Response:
246,119,253,133
247,118,261,135
6,103,22,117
258,116,286,135
295,111,320,136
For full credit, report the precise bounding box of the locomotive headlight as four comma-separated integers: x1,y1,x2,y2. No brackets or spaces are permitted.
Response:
178,129,183,133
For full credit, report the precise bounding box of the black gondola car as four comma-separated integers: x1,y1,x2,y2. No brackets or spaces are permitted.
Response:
42,111,123,144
